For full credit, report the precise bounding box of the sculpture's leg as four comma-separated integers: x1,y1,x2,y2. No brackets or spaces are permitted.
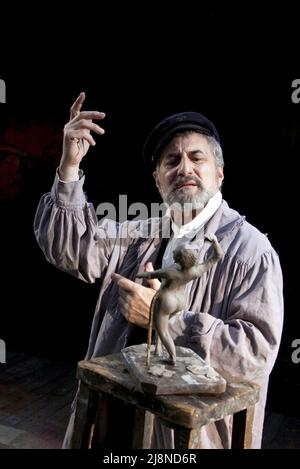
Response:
154,332,162,356
154,313,176,365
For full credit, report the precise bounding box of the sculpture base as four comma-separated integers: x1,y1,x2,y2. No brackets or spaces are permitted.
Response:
121,344,226,395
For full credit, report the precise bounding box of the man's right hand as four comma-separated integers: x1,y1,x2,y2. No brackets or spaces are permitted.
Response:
59,92,105,181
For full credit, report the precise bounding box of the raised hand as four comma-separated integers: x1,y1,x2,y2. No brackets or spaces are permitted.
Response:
59,92,105,181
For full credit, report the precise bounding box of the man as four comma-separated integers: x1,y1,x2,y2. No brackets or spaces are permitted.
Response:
34,92,283,449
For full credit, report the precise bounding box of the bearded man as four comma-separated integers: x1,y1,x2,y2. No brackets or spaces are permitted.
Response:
34,93,283,449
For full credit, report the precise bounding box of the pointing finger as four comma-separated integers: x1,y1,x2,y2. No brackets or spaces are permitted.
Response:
111,273,137,292
72,111,106,122
70,92,86,120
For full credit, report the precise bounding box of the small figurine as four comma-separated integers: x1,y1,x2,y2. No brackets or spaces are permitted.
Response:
137,234,224,366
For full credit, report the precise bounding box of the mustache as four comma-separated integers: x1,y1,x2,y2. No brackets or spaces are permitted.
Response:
170,176,204,191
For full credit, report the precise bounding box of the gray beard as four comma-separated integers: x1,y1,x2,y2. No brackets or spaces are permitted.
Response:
166,189,213,226
158,175,218,225
166,186,212,211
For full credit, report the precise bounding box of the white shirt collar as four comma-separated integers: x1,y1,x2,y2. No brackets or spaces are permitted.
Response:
171,190,222,239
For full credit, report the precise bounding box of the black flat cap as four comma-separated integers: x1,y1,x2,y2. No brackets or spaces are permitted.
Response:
143,111,220,170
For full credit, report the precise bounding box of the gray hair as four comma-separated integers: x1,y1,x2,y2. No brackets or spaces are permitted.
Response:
205,135,224,168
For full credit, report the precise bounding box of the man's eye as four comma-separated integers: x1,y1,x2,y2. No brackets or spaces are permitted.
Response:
165,158,178,166
193,156,205,163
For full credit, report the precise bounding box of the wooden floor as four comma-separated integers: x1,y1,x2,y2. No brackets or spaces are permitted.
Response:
0,351,299,449
0,351,77,449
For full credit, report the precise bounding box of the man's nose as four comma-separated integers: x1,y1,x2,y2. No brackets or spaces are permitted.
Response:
177,154,193,176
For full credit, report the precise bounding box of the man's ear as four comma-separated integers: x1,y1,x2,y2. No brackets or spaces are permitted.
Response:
217,166,224,188
153,170,160,189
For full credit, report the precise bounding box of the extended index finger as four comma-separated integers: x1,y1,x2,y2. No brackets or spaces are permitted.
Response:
111,273,137,292
70,91,86,120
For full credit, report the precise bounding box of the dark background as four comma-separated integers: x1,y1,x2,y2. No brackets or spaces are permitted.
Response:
0,8,299,419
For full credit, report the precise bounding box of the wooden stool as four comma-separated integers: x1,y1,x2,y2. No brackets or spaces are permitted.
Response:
70,353,260,449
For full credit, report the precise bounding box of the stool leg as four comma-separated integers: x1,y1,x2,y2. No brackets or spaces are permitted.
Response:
231,405,255,449
132,409,154,449
70,380,98,448
174,428,200,449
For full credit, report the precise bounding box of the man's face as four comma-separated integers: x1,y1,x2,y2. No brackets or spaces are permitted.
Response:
154,132,224,213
